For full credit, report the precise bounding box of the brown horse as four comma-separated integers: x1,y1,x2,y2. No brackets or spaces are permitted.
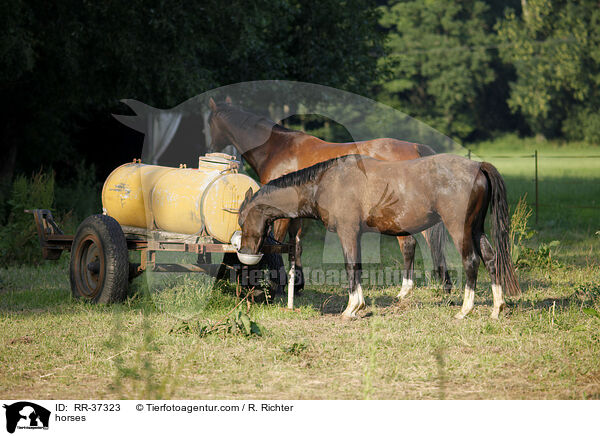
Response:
208,98,451,293
237,154,521,319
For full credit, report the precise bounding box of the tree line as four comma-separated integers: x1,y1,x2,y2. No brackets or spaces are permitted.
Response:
378,0,600,143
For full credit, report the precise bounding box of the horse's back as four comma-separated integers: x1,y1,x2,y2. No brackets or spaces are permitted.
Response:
339,137,429,161
291,136,428,170
378,152,479,175
323,153,482,205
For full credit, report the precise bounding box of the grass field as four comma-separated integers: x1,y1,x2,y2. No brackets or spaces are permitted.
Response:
1,136,599,400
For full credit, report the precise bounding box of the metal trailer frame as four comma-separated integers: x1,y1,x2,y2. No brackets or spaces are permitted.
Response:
26,209,296,307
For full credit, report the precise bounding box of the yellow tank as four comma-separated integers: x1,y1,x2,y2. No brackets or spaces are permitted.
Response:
101,154,260,243
101,161,175,229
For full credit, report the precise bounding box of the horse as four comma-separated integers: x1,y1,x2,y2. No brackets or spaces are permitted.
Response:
236,154,521,319
208,98,451,294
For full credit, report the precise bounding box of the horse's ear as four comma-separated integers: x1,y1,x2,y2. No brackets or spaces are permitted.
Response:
239,188,253,213
209,97,217,111
225,96,232,105
244,188,253,202
238,188,255,226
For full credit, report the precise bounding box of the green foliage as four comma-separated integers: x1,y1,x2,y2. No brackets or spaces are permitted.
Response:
574,283,600,302
582,308,600,320
54,162,102,230
562,108,600,144
0,171,54,266
497,0,600,140
171,309,265,338
282,342,308,356
510,195,561,269
0,165,101,266
226,310,266,337
378,0,499,140
510,195,536,264
519,240,561,269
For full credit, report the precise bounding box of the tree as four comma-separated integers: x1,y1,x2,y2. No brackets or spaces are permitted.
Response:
377,0,500,141
497,0,600,141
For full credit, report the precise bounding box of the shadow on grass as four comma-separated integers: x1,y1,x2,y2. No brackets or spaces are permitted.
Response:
290,277,600,319
293,286,454,315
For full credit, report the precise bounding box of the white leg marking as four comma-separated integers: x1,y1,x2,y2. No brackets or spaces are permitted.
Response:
454,285,475,319
490,284,506,320
356,283,366,312
287,264,295,309
397,278,414,299
342,293,357,318
342,284,366,319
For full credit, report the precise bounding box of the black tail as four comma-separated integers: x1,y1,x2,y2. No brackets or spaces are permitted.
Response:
418,143,451,290
480,162,521,296
427,222,451,291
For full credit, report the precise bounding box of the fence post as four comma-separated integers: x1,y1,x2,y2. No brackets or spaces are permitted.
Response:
534,149,538,225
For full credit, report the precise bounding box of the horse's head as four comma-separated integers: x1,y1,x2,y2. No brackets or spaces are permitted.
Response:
234,188,267,264
208,97,233,152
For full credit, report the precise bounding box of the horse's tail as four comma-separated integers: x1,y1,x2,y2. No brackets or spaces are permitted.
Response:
427,222,449,286
416,142,450,288
480,162,521,296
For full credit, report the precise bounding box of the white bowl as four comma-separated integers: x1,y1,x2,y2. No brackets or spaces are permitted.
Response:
231,231,263,265
236,252,263,265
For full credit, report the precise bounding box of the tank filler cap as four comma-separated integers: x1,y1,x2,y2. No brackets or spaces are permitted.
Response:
199,153,239,172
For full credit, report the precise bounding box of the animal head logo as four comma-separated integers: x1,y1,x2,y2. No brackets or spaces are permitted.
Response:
3,402,50,434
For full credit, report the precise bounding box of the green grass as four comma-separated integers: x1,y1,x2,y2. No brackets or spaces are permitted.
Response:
1,137,599,399
466,134,600,229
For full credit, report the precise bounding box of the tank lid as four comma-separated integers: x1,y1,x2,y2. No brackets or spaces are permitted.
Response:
198,153,239,171
205,152,235,160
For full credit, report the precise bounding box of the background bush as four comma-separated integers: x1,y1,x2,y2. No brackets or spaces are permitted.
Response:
0,166,100,266
0,171,55,266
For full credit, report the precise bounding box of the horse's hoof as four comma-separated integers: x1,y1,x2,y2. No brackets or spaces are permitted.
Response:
490,305,505,320
490,302,506,320
396,287,411,299
342,313,358,321
454,311,466,320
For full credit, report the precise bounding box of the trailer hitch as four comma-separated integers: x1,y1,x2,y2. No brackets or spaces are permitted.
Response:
25,209,73,260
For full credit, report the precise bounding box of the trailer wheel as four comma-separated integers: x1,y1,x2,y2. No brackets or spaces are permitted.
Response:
70,215,129,303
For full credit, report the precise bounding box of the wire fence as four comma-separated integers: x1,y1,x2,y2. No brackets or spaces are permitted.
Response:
465,149,600,224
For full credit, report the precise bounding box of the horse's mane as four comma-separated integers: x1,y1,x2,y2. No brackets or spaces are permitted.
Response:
257,154,363,197
239,155,361,218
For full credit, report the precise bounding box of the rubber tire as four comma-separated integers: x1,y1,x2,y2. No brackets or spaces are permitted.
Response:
69,215,129,303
